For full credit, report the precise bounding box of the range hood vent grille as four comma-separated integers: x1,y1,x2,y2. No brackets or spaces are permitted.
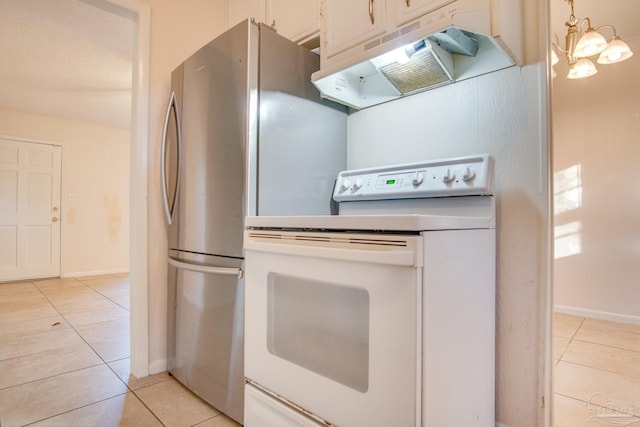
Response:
401,21,421,36
379,49,453,94
364,38,381,51
368,21,423,53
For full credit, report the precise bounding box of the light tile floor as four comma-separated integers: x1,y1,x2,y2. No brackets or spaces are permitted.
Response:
553,312,640,426
0,274,241,427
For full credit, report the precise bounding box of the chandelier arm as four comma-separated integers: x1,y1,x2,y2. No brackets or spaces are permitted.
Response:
579,17,591,32
595,24,618,38
552,32,569,54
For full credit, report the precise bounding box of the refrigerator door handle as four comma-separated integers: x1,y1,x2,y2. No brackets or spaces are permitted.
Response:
169,257,244,278
161,91,182,225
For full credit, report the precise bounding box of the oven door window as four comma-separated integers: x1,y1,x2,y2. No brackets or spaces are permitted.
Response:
267,273,369,392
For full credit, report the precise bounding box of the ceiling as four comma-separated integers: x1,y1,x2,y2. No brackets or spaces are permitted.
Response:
0,1,636,131
0,0,133,129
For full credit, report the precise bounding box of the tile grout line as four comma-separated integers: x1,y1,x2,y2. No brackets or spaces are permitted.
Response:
20,392,132,427
22,277,145,425
128,386,169,427
35,279,132,368
60,276,168,426
556,316,586,362
571,336,640,356
563,319,640,380
2,275,232,427
555,316,640,424
554,391,640,417
78,276,131,312
557,357,640,384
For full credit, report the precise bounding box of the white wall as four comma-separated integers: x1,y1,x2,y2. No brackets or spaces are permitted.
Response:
138,0,227,374
0,108,130,276
552,35,640,323
348,61,549,427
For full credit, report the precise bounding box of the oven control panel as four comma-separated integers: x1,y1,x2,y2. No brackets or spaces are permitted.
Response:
333,154,493,201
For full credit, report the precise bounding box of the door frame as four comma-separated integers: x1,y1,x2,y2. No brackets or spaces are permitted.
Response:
87,0,151,378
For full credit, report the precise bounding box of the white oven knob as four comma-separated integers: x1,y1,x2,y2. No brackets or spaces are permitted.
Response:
442,168,455,183
462,166,476,182
352,177,363,191
339,178,352,193
412,171,425,186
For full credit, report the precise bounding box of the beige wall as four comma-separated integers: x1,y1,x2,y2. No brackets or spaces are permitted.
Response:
553,34,640,323
139,0,227,373
0,108,130,276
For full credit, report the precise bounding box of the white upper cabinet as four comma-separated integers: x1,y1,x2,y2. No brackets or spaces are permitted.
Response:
320,0,457,60
395,0,455,25
322,0,387,59
226,0,319,43
265,0,319,42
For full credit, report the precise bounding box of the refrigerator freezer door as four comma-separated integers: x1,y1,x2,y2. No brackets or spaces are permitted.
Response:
167,250,244,424
168,24,248,258
256,25,347,216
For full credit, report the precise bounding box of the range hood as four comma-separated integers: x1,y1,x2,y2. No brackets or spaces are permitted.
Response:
311,1,519,110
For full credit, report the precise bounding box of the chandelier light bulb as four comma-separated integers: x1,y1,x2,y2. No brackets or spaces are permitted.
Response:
597,37,634,64
567,58,598,79
573,28,608,57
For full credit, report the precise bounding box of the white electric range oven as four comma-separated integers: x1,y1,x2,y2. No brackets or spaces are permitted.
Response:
243,154,496,427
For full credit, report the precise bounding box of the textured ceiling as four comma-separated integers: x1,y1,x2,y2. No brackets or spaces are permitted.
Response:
0,0,133,129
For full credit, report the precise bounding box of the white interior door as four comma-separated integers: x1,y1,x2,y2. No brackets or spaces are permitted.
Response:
0,138,62,282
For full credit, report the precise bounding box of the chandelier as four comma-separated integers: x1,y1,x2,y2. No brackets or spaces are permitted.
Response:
551,0,633,79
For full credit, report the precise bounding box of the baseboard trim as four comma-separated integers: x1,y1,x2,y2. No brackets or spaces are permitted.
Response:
555,305,640,325
149,359,167,376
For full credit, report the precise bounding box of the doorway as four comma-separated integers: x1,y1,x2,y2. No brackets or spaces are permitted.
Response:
83,0,151,378
0,0,150,377
550,0,640,424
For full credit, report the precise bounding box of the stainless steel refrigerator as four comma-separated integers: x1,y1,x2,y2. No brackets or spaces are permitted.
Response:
160,20,347,424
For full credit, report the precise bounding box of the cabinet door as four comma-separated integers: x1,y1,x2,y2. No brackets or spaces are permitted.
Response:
323,0,386,58
227,0,264,29
265,0,319,42
395,0,455,26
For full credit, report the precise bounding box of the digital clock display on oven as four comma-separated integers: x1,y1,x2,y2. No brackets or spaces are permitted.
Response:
376,174,402,189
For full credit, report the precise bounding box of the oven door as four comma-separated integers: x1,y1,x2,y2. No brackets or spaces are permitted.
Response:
244,230,422,427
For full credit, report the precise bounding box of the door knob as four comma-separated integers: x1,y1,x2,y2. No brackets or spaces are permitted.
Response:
52,217,58,222
53,207,58,212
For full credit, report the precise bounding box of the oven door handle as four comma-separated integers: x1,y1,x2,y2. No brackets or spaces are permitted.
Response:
169,257,243,278
244,232,421,267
